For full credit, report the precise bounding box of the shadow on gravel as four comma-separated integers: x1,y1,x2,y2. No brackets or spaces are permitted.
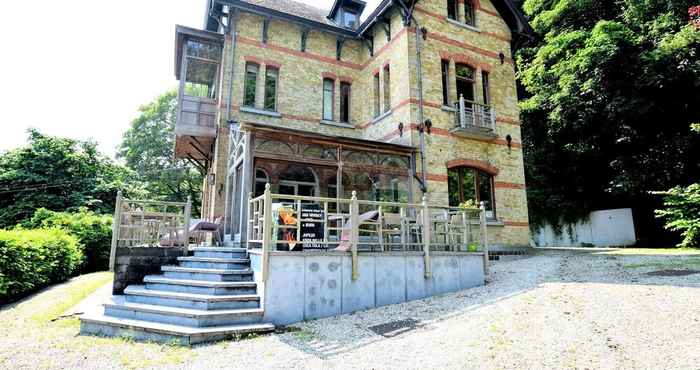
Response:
272,252,700,359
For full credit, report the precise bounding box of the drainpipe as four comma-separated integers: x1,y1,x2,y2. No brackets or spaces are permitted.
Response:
225,7,239,122
396,0,428,194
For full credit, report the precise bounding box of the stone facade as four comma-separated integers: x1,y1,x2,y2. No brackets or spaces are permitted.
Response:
199,0,530,247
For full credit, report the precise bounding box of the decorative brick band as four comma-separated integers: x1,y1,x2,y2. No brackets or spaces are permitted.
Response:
243,55,263,64
265,60,282,69
423,30,514,64
496,116,520,126
413,6,511,42
321,72,338,79
495,181,525,189
238,36,364,70
503,221,529,227
339,76,353,83
446,158,499,175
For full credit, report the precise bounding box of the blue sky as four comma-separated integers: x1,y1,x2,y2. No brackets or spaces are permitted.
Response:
0,0,378,157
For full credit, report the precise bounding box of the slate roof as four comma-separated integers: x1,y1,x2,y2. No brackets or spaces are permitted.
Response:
239,0,337,27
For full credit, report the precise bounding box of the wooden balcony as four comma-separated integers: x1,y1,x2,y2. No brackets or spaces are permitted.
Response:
449,96,498,141
173,25,224,165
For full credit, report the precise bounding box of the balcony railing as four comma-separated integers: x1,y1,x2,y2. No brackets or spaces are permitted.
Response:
453,95,496,133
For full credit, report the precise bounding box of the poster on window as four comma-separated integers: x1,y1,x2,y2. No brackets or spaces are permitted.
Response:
300,203,325,250
272,203,301,251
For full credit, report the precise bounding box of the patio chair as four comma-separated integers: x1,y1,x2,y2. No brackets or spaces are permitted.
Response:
380,212,405,251
191,217,223,246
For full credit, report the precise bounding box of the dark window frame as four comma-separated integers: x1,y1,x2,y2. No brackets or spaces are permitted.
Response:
340,81,351,123
322,78,335,121
455,63,475,102
464,0,476,26
263,66,279,111
482,70,490,105
447,0,458,20
383,64,391,113
448,166,496,218
373,73,380,117
441,59,450,106
243,62,259,107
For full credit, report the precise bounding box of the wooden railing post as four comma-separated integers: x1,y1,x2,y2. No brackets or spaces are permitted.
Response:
461,210,468,252
108,191,123,272
480,201,489,275
422,195,431,279
246,191,253,249
350,191,359,281
261,183,273,282
183,196,192,251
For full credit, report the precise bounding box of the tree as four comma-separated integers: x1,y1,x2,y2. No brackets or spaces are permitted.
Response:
517,0,700,244
118,90,203,215
0,129,144,228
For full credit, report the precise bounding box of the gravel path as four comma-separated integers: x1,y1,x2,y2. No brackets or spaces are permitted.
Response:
3,251,700,369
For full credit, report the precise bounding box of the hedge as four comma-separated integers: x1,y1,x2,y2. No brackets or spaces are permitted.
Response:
24,208,113,272
0,228,82,301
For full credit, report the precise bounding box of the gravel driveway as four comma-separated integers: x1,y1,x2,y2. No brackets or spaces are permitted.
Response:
3,251,700,369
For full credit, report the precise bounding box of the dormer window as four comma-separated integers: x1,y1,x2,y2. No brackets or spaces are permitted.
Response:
343,11,358,28
328,0,366,30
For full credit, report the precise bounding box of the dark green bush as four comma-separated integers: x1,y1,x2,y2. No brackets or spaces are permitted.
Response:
0,228,82,301
24,208,113,272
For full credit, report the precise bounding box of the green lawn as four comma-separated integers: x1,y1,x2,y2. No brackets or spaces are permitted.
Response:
0,272,198,369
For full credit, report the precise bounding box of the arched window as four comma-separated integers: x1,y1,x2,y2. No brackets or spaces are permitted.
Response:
448,167,495,218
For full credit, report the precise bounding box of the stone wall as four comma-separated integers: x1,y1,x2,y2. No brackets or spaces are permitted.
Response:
112,247,187,295
202,0,531,247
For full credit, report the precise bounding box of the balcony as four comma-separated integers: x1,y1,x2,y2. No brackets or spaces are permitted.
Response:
173,25,224,166
449,96,498,141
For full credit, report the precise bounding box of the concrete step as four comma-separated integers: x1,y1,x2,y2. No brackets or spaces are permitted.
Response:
143,276,257,295
191,247,247,259
124,285,260,310
103,302,264,327
80,314,274,345
178,256,250,270
161,265,253,282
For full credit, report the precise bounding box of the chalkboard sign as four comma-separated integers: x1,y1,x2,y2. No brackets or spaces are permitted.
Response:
300,203,325,250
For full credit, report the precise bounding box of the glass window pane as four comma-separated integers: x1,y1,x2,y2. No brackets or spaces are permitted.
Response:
464,0,476,26
373,74,380,117
448,169,460,207
456,64,475,102
186,40,221,61
323,78,334,121
447,0,457,20
340,82,351,123
478,170,494,215
184,59,218,98
244,63,258,107
264,67,278,111
343,11,358,28
482,71,490,105
383,66,391,113
441,60,450,105
461,168,477,203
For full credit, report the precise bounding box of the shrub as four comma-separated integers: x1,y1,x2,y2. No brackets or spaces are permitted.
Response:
24,208,113,272
655,184,700,248
0,228,82,301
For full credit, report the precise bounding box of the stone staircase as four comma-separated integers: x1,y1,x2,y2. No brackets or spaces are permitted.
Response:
80,246,274,345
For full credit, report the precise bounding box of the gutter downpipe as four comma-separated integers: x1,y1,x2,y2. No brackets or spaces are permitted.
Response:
396,0,427,194
225,7,239,122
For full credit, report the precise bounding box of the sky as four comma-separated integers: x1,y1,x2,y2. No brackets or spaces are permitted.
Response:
0,0,379,158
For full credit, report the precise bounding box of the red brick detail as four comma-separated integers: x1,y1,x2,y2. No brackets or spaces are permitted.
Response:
446,159,499,176
238,36,363,70
282,113,318,123
439,50,451,60
413,7,510,42
321,72,337,80
418,172,449,182
503,220,529,227
495,182,525,189
339,75,353,83
382,59,391,69
363,28,408,68
452,53,492,72
372,68,380,76
265,60,282,69
496,116,520,126
244,55,263,64
423,30,514,64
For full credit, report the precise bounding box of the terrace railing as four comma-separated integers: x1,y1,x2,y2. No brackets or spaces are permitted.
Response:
247,184,489,283
454,95,496,132
108,191,192,271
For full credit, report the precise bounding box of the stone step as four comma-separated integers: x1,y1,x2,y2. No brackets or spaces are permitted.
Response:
80,314,274,345
161,265,253,282
190,247,247,259
143,276,257,295
124,285,260,310
103,302,264,327
178,256,250,270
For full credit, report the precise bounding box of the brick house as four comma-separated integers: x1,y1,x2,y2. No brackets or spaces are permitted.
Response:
175,0,532,249
80,0,534,344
